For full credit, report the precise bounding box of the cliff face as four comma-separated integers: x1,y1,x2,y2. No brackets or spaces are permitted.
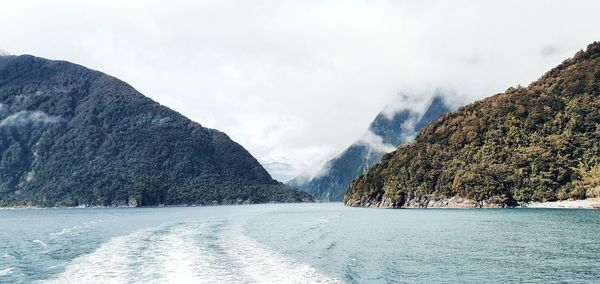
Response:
345,42,600,208
0,55,312,207
290,96,452,201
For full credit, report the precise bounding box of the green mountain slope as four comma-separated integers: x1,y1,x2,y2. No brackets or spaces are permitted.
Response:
345,42,600,208
0,55,312,207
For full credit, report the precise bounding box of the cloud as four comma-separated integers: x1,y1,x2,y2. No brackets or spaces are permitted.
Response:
357,130,396,154
311,158,335,180
540,45,560,57
1,0,599,178
261,162,297,183
0,103,9,118
0,111,62,128
381,91,431,120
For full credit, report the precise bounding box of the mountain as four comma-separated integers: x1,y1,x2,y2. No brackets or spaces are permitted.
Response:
345,42,600,208
289,95,452,201
0,55,312,207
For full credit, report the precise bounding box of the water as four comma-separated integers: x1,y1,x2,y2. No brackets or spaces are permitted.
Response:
1,204,599,283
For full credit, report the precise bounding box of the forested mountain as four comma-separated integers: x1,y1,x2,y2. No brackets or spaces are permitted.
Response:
0,55,311,207
289,95,451,201
345,42,600,208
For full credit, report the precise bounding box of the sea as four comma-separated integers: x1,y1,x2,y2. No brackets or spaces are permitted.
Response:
1,203,599,283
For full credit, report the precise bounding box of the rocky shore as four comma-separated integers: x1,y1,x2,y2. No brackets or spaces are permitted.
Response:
344,193,600,209
344,193,510,208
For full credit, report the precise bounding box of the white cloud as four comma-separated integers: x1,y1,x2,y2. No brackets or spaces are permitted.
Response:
261,162,297,183
0,111,62,127
0,103,9,117
357,130,396,154
1,0,599,180
381,90,431,120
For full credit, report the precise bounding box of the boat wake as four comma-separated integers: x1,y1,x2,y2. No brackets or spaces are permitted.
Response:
40,218,342,283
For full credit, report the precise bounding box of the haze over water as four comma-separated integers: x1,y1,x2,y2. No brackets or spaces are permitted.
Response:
1,204,599,283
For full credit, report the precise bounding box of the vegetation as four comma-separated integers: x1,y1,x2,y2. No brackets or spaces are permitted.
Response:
0,55,312,207
345,42,600,207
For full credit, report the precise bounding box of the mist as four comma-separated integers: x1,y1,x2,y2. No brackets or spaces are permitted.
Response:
0,111,62,128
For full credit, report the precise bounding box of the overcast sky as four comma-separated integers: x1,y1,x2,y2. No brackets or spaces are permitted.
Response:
1,0,600,182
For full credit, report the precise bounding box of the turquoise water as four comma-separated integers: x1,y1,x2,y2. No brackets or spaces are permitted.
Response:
1,203,599,283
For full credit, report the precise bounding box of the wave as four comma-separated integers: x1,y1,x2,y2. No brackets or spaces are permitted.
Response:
40,219,341,283
32,239,48,246
0,267,13,277
49,220,105,237
220,221,342,283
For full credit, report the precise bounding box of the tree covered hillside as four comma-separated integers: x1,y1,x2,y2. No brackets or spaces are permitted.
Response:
0,55,312,207
345,42,600,208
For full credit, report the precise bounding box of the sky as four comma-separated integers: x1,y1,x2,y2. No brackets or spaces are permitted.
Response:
1,0,600,182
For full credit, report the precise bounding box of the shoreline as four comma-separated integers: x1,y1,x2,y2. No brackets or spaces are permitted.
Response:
0,201,317,210
3,199,600,210
346,195,600,209
521,198,600,209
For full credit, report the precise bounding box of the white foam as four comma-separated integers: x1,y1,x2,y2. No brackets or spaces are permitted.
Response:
0,267,13,276
41,220,341,284
49,220,104,237
133,223,242,283
41,222,237,283
32,240,47,246
40,231,145,283
220,221,343,283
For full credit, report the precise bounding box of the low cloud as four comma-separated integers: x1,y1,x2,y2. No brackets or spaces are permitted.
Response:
381,91,432,120
0,103,9,118
397,118,419,144
0,111,62,128
357,130,396,154
311,158,335,180
261,161,297,183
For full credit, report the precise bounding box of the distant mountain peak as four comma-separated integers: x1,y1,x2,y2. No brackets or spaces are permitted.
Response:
289,92,453,201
